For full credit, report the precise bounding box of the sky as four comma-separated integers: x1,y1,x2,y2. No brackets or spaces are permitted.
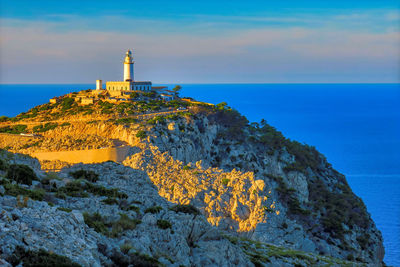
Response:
0,0,399,84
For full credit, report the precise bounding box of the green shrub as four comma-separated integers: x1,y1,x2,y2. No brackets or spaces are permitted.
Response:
57,180,128,199
7,246,81,267
287,196,311,216
357,234,370,250
57,207,72,213
309,179,369,242
142,91,156,98
283,162,307,174
145,206,162,214
0,124,28,134
0,116,9,122
101,108,113,114
285,141,321,173
83,109,94,115
258,125,285,151
60,122,71,127
58,181,89,198
21,143,30,149
83,212,108,235
33,122,58,133
130,92,139,99
136,130,147,139
166,114,179,120
120,243,133,254
61,97,74,111
99,101,114,109
42,172,61,184
170,204,200,215
182,165,192,171
346,254,354,261
125,205,140,212
84,182,128,198
6,164,37,185
83,212,140,238
69,169,99,182
39,103,53,111
216,102,228,110
0,158,8,171
211,107,248,140
110,213,140,237
115,118,137,124
322,213,344,238
55,191,67,199
29,188,46,201
1,181,44,201
21,141,41,149
147,116,165,125
221,178,230,186
157,219,172,229
102,197,119,205
110,250,159,267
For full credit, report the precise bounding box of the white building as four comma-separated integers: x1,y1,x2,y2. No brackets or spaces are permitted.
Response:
104,50,152,92
160,93,174,101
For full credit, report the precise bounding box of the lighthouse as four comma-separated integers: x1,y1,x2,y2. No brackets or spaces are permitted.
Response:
123,50,134,82
105,50,152,92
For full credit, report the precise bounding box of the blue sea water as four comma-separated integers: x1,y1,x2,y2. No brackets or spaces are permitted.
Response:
0,83,399,266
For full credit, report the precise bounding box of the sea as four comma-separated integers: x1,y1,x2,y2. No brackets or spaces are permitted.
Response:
0,83,399,266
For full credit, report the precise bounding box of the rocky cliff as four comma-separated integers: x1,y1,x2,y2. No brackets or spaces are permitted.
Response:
0,96,385,266
0,151,362,267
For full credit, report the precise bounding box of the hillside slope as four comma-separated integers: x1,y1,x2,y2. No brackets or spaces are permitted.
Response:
0,91,385,266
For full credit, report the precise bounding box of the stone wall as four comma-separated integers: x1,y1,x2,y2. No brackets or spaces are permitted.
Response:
31,146,132,164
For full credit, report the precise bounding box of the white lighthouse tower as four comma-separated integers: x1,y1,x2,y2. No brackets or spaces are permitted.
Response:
123,50,134,82
105,50,152,92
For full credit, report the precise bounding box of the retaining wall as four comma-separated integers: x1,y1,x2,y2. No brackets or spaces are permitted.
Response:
32,146,131,164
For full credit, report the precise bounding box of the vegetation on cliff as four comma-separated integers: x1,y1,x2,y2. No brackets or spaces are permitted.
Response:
7,246,81,267
0,90,191,125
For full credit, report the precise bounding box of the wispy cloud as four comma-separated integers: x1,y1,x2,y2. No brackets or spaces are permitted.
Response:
0,8,399,83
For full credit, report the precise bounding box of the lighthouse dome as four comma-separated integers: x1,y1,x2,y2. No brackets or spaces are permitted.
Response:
124,50,133,63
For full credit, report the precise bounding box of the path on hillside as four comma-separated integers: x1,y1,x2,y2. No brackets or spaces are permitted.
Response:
0,108,189,128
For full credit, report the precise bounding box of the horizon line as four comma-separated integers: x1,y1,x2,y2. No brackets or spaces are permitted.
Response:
1,82,399,85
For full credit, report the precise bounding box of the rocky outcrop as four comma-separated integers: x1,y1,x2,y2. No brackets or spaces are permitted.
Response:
123,143,273,233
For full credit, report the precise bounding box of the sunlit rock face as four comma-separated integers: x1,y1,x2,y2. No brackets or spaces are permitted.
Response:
123,143,272,233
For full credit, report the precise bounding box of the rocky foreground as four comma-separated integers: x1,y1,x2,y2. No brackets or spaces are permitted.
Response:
0,94,386,266
0,151,362,267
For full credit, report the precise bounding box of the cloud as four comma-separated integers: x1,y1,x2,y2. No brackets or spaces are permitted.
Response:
0,11,399,83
